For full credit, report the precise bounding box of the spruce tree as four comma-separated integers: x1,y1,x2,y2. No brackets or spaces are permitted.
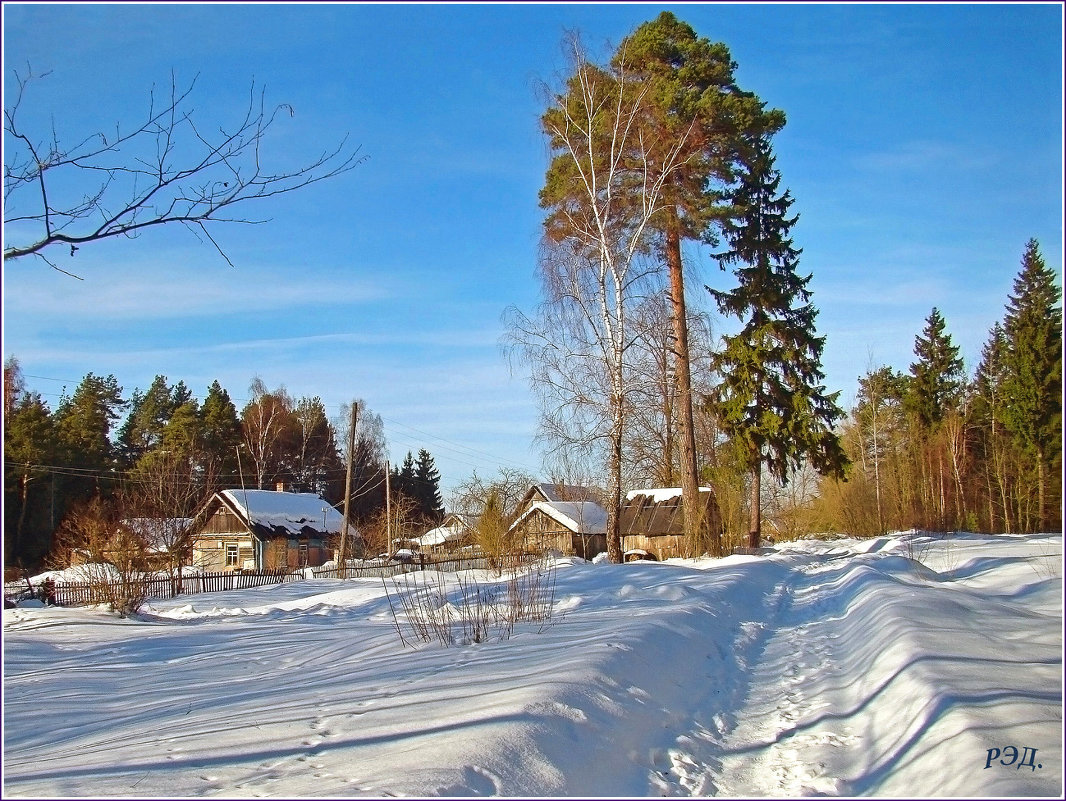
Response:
413,449,445,523
709,136,847,548
392,452,417,505
906,308,965,430
904,308,966,529
1001,239,1062,530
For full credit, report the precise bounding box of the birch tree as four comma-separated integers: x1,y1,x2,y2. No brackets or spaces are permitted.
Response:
240,377,292,490
508,35,691,562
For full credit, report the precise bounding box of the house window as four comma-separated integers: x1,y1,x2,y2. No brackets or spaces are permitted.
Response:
298,542,309,567
226,543,239,567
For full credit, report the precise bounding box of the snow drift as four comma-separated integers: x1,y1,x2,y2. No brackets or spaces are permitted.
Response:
2,532,1061,797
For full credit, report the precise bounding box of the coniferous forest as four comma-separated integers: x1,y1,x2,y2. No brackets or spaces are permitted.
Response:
3,371,447,572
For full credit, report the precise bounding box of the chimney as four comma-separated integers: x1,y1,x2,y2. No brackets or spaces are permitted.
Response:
276,481,286,493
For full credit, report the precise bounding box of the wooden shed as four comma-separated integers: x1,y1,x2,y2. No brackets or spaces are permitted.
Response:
618,488,722,560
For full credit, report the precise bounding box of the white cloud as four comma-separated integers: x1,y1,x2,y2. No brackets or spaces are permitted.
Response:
4,261,392,323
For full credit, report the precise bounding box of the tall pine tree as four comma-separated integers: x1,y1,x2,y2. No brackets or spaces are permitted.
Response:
709,136,847,548
54,373,126,504
116,375,186,468
4,388,57,567
614,12,787,556
1001,239,1062,530
200,380,243,490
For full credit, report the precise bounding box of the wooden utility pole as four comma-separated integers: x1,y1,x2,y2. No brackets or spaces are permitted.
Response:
338,401,358,573
385,459,392,557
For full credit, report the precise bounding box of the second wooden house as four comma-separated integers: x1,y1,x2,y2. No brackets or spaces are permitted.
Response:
509,499,608,559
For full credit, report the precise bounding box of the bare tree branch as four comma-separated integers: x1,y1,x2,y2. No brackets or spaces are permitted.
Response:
4,68,366,269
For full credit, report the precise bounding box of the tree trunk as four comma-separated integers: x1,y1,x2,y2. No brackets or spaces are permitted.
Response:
1037,446,1046,532
605,358,625,563
606,422,624,563
664,219,712,556
340,402,358,570
748,463,761,550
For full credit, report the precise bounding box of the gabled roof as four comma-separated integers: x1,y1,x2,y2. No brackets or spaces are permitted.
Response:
199,489,352,539
510,500,608,536
516,483,600,515
619,488,717,538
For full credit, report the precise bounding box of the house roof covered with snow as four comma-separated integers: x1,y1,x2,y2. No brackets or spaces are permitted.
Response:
416,513,477,547
516,483,601,513
214,489,349,538
510,500,608,535
625,487,713,503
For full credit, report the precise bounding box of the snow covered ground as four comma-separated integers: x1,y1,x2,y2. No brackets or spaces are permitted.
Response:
2,532,1061,798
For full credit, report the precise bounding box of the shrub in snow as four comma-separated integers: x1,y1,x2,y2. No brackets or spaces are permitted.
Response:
383,554,558,647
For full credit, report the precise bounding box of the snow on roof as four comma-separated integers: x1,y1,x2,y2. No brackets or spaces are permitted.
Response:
220,489,347,536
625,487,713,503
514,500,608,535
416,517,473,547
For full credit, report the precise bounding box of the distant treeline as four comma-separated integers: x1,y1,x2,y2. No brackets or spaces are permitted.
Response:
3,372,444,572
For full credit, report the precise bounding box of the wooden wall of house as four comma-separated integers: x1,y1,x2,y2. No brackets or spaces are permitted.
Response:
514,509,570,555
192,504,254,571
513,510,605,559
621,533,686,560
193,538,255,572
286,539,328,569
200,507,245,535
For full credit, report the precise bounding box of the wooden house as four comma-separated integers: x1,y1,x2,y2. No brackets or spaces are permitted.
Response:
190,489,358,572
618,488,722,560
509,500,608,559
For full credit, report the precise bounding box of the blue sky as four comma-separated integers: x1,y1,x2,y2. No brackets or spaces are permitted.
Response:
3,3,1062,500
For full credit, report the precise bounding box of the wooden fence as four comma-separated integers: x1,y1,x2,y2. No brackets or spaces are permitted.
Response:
6,553,534,609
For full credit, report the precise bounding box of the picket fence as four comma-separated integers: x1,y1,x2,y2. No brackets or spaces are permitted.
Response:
11,553,520,609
